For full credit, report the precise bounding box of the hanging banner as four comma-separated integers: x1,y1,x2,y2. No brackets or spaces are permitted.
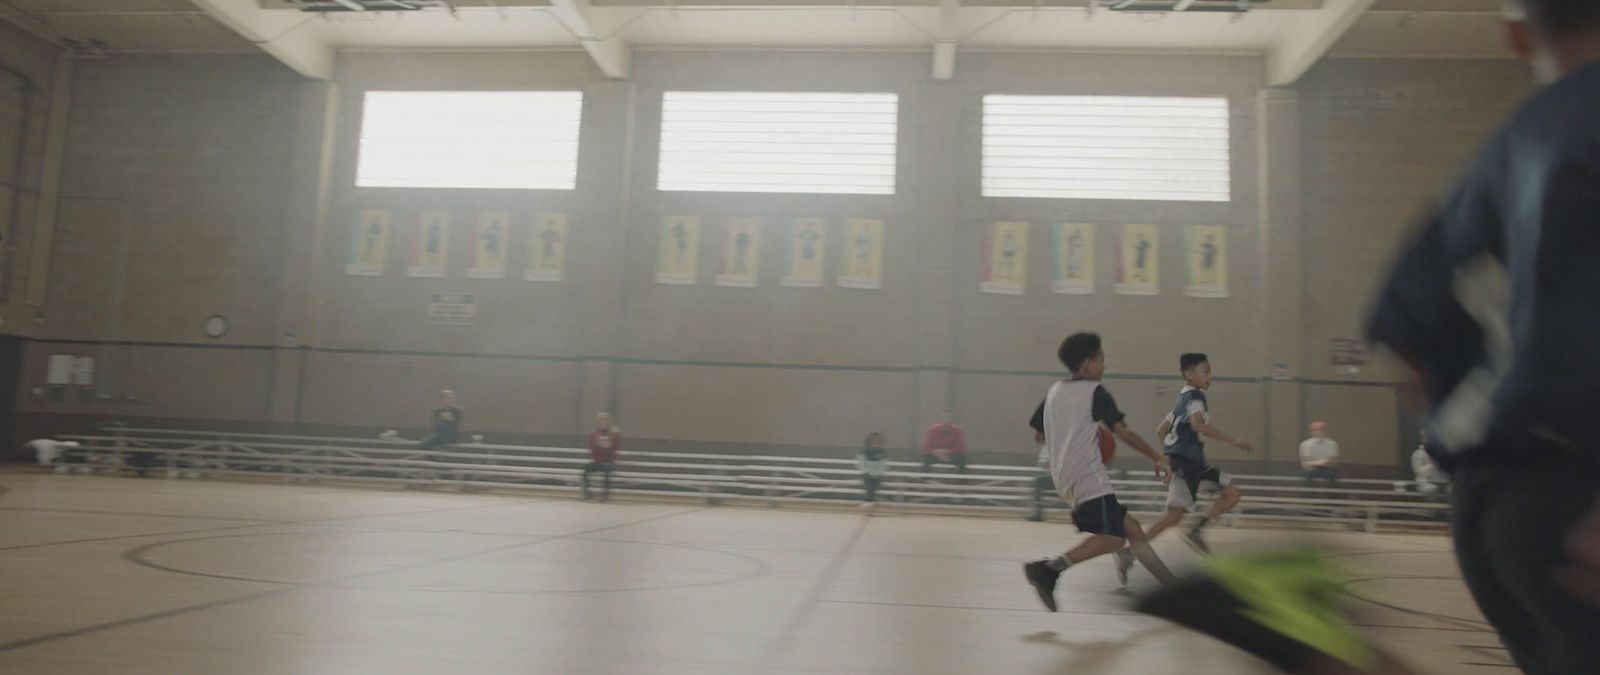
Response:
1115,224,1159,296
656,215,700,285
525,213,568,282
408,210,450,278
782,218,827,288
466,211,509,279
345,209,390,276
1184,225,1229,298
716,217,763,288
1052,223,1095,295
981,221,1029,295
838,218,884,290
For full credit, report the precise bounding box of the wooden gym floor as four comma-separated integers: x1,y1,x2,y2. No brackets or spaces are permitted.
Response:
0,472,1510,674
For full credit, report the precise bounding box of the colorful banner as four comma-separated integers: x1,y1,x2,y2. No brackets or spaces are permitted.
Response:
838,218,884,290
1052,223,1095,295
526,213,568,282
1184,225,1228,298
782,218,827,288
345,209,390,276
408,210,450,278
1115,224,1159,296
466,211,509,279
656,215,700,285
981,221,1029,295
716,217,763,288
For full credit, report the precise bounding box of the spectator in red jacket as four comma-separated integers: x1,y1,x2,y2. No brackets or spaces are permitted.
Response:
583,412,621,502
921,411,969,474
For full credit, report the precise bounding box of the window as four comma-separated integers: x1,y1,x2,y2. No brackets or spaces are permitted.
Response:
356,91,583,190
982,95,1230,202
657,92,898,195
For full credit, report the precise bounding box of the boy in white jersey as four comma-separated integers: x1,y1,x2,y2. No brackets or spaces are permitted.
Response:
1024,332,1177,610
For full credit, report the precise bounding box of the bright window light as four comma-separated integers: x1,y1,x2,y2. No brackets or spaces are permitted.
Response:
356,91,583,190
658,91,898,195
982,95,1231,202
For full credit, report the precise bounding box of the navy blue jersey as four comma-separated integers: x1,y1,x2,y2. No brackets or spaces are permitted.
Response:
1162,387,1208,463
1366,61,1600,463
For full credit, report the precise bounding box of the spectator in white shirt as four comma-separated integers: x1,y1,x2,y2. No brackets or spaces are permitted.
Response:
26,439,79,467
1299,421,1341,487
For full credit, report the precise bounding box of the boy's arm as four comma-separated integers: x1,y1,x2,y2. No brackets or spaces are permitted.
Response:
1112,421,1171,480
1191,414,1254,453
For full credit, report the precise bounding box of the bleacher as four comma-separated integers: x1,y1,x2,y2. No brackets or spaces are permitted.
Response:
51,427,1450,533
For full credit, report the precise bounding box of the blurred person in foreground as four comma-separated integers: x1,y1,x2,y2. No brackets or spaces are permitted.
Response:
1363,1,1600,671
1140,3,1600,673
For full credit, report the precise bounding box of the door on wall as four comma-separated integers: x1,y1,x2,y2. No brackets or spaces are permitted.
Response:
0,336,21,458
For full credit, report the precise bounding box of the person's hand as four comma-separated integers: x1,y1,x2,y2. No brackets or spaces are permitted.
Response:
1153,458,1172,486
934,448,951,460
1237,440,1254,455
1558,501,1600,607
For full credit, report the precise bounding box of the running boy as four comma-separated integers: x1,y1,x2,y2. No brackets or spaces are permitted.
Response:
1024,332,1176,610
1119,353,1253,577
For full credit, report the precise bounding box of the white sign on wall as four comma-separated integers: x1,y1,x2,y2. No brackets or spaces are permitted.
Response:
46,355,74,385
426,292,477,325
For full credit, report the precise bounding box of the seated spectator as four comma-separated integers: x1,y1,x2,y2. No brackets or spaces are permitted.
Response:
1299,421,1341,487
419,389,463,452
583,412,621,502
1028,430,1052,522
920,411,969,474
26,439,79,468
857,432,890,509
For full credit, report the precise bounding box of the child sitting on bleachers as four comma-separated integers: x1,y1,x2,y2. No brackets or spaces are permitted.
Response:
857,432,890,509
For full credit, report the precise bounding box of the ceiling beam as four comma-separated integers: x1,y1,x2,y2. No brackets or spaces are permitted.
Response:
1267,0,1378,86
190,0,335,79
547,0,631,79
932,0,960,81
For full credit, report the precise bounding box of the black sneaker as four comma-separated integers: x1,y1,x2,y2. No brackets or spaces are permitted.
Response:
1182,527,1212,555
1023,560,1061,612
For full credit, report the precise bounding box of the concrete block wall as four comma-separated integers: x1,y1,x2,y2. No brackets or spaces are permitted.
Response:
0,20,60,332
0,42,1537,474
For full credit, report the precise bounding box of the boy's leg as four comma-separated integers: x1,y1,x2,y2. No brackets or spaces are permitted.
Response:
1146,506,1188,540
1180,470,1235,554
1451,452,1600,673
921,455,935,472
1025,495,1132,611
1205,484,1243,522
601,464,613,500
953,454,968,473
1123,515,1175,584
